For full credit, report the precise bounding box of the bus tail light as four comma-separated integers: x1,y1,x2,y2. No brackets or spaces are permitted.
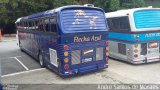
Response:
134,54,138,58
64,58,69,63
64,52,69,56
64,45,69,50
106,47,109,51
64,64,69,69
134,49,138,53
106,57,109,62
134,44,138,48
68,70,72,74
106,52,109,56
106,41,109,46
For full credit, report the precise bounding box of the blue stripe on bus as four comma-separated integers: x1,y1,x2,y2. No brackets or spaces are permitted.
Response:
109,32,160,43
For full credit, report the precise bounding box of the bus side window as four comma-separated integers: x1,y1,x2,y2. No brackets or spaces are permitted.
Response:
108,18,120,31
108,16,130,33
50,18,57,33
29,21,32,29
33,21,36,30
26,21,29,29
119,17,130,31
38,19,45,31
112,18,120,30
44,18,50,32
37,20,42,31
35,20,38,29
32,21,35,30
107,19,113,30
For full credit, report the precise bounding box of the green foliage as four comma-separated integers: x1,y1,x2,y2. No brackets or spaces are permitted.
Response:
0,0,145,24
52,0,79,8
93,0,120,12
0,0,145,34
121,0,145,9
93,0,145,12
109,0,120,11
0,0,79,24
93,0,109,12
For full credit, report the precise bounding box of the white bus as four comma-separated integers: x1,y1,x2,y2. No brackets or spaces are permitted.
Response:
106,7,160,64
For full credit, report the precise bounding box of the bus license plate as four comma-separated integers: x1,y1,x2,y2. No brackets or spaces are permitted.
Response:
83,58,92,63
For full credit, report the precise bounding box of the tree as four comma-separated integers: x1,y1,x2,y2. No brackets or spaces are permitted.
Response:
109,0,120,11
120,0,145,9
0,0,79,34
0,0,145,34
93,0,120,12
52,0,79,8
0,0,42,34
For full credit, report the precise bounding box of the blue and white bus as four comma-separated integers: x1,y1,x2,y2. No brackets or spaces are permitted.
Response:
106,7,160,64
15,5,108,76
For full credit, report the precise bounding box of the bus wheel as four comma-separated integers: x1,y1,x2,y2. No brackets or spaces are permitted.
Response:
39,53,45,68
19,40,23,51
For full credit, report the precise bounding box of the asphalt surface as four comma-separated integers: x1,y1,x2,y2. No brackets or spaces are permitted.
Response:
0,39,41,75
1,38,160,90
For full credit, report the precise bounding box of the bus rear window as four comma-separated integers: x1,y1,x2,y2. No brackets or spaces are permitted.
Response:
134,10,160,29
61,9,107,33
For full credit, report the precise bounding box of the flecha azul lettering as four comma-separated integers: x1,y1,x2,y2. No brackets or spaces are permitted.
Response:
91,35,101,41
74,36,90,42
74,35,102,42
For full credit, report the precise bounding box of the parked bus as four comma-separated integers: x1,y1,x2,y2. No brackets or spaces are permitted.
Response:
15,5,108,76
106,7,160,64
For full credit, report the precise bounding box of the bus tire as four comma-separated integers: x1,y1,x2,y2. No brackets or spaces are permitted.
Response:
39,53,45,68
19,40,23,51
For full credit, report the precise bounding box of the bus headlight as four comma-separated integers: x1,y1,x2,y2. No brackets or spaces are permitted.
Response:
64,52,69,56
64,58,69,63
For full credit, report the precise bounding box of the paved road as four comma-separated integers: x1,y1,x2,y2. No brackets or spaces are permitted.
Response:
0,40,41,75
1,40,160,89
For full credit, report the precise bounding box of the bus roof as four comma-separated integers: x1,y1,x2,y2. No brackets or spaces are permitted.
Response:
105,7,160,18
20,5,104,21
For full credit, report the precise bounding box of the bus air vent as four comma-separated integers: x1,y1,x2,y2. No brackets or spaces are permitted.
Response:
96,47,103,60
118,43,126,55
141,43,147,55
71,50,81,65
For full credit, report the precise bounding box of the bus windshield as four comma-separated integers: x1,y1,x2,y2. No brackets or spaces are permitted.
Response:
61,9,107,33
134,10,160,29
